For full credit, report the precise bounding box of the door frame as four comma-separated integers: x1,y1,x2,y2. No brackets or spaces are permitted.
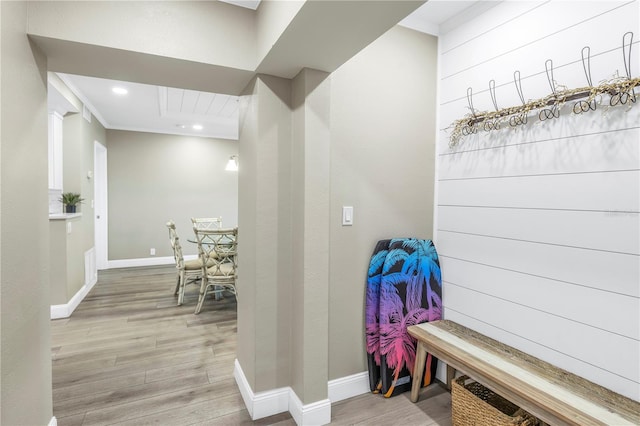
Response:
94,141,108,270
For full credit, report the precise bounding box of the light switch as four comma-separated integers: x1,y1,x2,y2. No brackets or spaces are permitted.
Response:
342,206,353,226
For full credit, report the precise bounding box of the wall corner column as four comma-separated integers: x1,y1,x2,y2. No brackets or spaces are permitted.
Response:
290,68,331,420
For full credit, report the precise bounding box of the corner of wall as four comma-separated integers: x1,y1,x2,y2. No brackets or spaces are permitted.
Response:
233,359,289,420
288,391,331,426
233,359,335,425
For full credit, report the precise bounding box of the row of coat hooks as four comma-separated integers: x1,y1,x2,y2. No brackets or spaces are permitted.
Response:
448,31,639,148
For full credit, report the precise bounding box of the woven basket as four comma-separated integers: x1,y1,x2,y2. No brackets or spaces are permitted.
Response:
452,376,538,426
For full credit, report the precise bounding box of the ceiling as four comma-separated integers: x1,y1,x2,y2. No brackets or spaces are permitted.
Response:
58,73,240,140
219,0,261,10
53,1,488,141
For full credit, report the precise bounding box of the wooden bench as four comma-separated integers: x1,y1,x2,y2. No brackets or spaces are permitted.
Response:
408,320,640,426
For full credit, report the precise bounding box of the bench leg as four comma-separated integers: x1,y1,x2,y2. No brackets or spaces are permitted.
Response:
446,364,456,391
411,341,427,402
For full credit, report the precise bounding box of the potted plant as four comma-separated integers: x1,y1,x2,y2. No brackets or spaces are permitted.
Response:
60,192,84,213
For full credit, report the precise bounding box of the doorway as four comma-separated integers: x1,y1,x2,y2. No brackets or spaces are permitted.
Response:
94,141,108,270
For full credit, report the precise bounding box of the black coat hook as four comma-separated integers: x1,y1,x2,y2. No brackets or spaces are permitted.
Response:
484,80,501,131
545,59,557,95
581,46,593,87
574,46,597,114
462,87,478,135
467,87,476,118
611,31,636,106
489,80,499,111
623,31,633,79
510,71,527,127
540,59,560,121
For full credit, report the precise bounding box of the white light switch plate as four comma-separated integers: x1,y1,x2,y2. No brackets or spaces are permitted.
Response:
342,206,353,226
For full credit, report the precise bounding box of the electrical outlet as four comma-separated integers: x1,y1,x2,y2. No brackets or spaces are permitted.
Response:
150,248,156,256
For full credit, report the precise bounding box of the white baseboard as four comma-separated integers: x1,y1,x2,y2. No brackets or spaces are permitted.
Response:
288,391,331,426
107,255,175,269
436,360,447,383
49,416,57,426
327,371,369,403
234,359,289,419
51,253,198,319
254,386,290,420
50,271,98,319
107,254,197,269
234,359,331,425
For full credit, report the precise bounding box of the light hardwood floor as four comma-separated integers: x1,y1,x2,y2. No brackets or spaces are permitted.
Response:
52,265,452,425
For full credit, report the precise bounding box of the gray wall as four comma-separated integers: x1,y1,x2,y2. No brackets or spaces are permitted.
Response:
2,3,438,422
237,27,437,404
107,130,238,260
0,2,52,424
237,75,295,393
27,1,257,94
49,217,83,305
48,93,106,304
328,26,438,380
290,68,331,404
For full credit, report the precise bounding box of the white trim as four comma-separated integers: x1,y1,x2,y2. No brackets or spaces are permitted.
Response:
398,19,439,36
233,359,289,420
288,391,331,426
106,124,238,141
94,141,108,271
50,271,98,319
433,30,442,247
48,416,57,426
436,360,448,384
82,105,92,123
49,212,83,220
327,371,369,403
234,359,332,425
234,359,255,417
106,254,197,269
57,73,109,128
253,387,290,420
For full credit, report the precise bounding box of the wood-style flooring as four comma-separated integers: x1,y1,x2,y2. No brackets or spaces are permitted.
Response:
52,265,452,425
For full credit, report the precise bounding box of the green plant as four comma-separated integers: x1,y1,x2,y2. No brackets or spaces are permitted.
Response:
60,192,84,206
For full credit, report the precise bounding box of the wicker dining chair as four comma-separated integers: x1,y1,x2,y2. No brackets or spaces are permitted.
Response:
191,217,223,231
192,226,238,314
166,220,209,306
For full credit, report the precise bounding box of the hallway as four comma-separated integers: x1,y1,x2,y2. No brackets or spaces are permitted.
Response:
51,265,451,425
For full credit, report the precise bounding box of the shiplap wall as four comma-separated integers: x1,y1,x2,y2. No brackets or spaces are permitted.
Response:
436,0,640,401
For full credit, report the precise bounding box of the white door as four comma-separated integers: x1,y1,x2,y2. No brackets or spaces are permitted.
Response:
94,141,108,270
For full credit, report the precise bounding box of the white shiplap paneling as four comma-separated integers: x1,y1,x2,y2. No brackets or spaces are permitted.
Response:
441,256,639,339
438,170,639,211
445,284,639,380
443,308,640,400
436,0,640,401
437,231,639,297
438,205,639,255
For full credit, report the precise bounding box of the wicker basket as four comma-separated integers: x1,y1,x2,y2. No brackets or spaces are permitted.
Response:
452,376,538,426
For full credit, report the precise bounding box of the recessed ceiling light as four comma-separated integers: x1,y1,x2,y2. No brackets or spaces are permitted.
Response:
192,124,203,130
176,124,186,129
112,87,128,95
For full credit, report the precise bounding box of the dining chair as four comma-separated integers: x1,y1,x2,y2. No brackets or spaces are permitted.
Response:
192,226,238,314
191,216,223,231
166,220,210,306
